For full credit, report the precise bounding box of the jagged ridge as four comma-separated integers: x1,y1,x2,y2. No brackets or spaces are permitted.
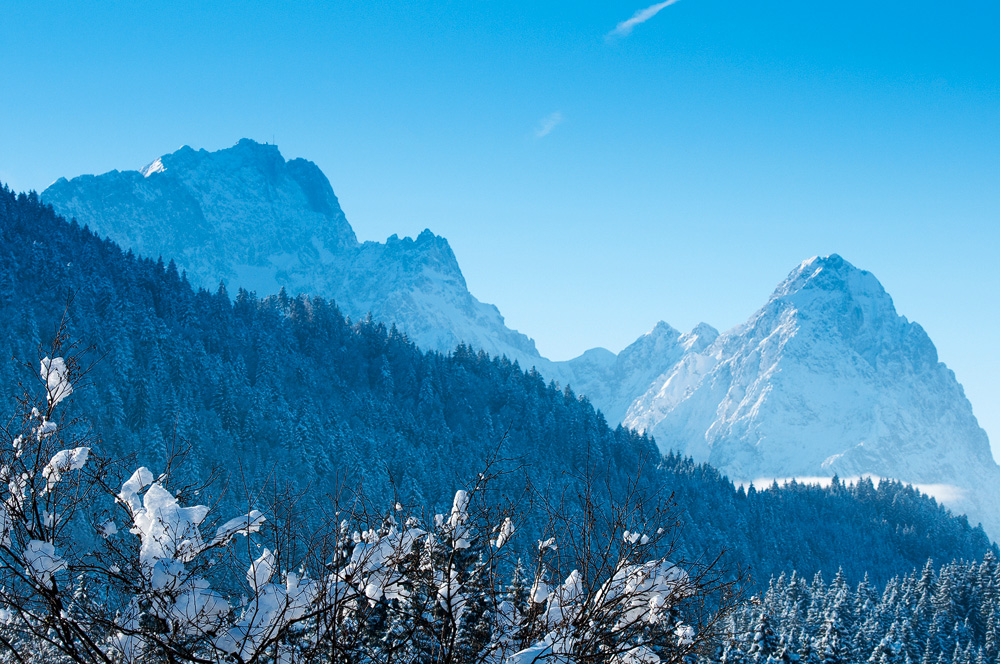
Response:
41,145,999,540
43,140,542,362
619,255,1000,538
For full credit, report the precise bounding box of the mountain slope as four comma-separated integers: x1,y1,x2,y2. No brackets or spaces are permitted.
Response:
44,140,358,283
0,186,995,587
621,255,1000,537
42,139,542,363
562,321,719,425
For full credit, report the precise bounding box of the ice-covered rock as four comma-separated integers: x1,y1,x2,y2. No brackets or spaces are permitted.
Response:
562,321,719,425
43,140,543,365
620,255,1000,538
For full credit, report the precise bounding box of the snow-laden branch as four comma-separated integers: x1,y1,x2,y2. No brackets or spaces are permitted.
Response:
41,446,89,494
40,356,73,409
0,350,740,664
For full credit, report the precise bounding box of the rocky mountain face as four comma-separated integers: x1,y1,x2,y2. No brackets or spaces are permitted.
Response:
619,255,1000,538
561,321,719,426
43,140,541,362
43,142,999,538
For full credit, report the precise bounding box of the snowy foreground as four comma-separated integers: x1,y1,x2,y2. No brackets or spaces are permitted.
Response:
0,354,737,663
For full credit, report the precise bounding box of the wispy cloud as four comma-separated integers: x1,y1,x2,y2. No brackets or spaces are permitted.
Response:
535,112,563,138
609,0,682,38
743,475,968,508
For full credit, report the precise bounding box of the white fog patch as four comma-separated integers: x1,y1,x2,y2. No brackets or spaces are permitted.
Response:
742,475,966,508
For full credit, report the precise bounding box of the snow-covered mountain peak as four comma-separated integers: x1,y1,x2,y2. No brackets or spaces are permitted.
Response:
556,320,722,427
45,140,360,273
751,254,936,372
618,320,713,365
619,255,998,537
646,320,681,338
680,322,719,353
140,157,165,178
772,254,896,319
153,139,285,173
135,140,346,219
618,322,683,369
42,140,544,365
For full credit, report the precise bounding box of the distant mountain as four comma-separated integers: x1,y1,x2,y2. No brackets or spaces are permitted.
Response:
618,255,1000,538
43,139,542,363
562,321,719,426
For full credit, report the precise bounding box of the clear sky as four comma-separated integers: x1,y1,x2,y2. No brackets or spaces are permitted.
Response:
2,1,998,452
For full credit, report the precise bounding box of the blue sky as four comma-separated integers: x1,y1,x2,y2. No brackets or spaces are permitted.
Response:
2,1,998,451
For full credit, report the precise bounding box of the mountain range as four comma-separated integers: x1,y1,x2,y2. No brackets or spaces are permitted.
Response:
43,139,540,362
619,256,998,523
41,139,1000,539
1,185,994,589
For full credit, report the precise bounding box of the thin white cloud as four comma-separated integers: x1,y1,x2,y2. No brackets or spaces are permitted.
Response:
535,112,563,138
743,475,968,508
912,483,968,506
609,0,682,38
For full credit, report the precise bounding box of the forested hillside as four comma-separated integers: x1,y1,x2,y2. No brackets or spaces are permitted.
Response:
716,555,1000,663
0,186,993,588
